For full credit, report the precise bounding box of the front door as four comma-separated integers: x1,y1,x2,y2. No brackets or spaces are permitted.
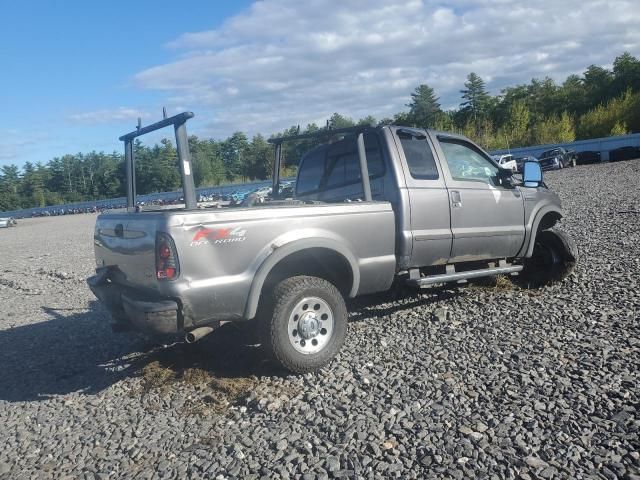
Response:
431,134,525,262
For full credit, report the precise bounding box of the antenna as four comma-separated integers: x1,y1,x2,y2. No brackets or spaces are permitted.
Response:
163,106,167,119
137,117,142,130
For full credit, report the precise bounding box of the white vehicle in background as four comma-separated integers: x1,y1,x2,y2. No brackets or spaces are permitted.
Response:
252,186,273,199
492,154,518,172
0,217,17,228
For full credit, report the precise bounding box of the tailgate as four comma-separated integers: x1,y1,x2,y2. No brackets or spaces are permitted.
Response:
93,213,161,288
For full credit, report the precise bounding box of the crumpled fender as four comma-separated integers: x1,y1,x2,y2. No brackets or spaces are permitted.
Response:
520,205,563,258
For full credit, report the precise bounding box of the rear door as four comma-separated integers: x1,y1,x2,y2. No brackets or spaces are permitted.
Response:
393,128,452,267
430,134,525,261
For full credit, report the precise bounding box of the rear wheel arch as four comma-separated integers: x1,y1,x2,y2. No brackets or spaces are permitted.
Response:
244,240,359,320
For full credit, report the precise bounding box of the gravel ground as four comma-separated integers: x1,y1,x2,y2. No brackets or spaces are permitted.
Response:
1,161,639,480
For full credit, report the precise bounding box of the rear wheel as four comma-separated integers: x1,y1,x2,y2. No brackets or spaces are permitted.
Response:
515,228,577,288
260,275,348,373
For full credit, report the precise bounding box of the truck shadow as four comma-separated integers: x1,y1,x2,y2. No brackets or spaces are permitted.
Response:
0,302,271,402
347,284,460,323
0,302,144,402
0,287,459,402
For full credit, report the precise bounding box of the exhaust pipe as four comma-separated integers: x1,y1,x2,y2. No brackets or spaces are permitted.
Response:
185,326,214,344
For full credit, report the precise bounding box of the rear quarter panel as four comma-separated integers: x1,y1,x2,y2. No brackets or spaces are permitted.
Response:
163,202,396,324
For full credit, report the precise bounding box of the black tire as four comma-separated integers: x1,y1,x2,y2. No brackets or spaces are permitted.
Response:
515,228,578,288
260,275,348,374
570,157,576,167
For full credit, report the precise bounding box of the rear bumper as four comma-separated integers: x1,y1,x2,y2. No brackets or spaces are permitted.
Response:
87,270,180,336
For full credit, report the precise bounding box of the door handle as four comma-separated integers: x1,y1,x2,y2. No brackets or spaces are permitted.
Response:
451,191,462,208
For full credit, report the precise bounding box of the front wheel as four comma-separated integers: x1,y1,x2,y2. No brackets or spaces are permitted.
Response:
260,275,348,373
515,228,578,288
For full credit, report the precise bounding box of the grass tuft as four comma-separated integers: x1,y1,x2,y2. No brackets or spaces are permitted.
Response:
140,361,177,392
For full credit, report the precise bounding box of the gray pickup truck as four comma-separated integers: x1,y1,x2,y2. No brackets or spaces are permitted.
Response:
88,112,577,373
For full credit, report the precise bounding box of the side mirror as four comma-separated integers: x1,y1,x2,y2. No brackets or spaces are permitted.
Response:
522,161,542,187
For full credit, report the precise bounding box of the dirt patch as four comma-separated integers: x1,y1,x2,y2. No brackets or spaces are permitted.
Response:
184,377,259,416
469,274,516,291
181,367,213,385
140,361,177,392
138,359,260,416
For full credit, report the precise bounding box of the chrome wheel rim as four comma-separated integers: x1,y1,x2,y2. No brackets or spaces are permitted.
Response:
288,296,334,355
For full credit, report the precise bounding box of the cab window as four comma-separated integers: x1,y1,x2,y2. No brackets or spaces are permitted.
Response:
438,138,498,185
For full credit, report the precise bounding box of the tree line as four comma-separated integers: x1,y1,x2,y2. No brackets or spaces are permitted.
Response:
2,51,639,212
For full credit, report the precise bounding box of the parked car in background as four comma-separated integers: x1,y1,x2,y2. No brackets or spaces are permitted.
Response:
491,154,518,172
230,189,252,203
0,217,17,228
609,146,640,162
538,147,577,170
576,151,601,165
252,186,273,199
514,156,538,172
279,181,295,198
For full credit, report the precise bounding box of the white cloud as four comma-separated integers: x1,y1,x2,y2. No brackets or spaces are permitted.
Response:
0,130,49,164
69,107,151,125
134,0,640,138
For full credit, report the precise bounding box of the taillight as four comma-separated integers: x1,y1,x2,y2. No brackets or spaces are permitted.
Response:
156,232,179,280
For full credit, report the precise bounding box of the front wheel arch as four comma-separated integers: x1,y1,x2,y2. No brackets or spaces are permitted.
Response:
525,209,563,258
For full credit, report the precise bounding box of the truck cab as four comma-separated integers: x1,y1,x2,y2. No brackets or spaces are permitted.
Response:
295,126,557,271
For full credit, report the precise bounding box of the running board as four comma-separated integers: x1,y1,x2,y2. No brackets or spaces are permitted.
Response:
406,264,523,287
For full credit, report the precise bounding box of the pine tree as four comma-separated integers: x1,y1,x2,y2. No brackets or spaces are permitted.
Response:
460,73,491,125
407,84,441,128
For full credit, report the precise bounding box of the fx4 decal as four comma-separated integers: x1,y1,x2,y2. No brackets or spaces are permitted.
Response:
190,226,247,246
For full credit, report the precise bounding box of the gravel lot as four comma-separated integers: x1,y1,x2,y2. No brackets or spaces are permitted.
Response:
1,161,639,480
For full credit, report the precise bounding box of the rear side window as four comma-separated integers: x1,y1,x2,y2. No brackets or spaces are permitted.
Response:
296,132,384,195
325,154,360,188
398,133,439,180
325,134,383,188
296,148,325,194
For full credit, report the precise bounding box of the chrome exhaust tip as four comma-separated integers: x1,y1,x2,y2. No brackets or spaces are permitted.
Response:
185,326,214,344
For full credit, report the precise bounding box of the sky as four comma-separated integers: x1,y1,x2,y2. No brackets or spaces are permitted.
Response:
1,0,639,168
